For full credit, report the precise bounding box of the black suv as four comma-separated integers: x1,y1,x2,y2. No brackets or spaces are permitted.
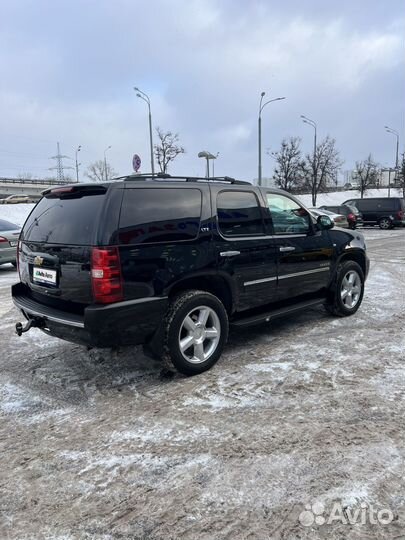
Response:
319,204,363,230
12,175,369,375
343,197,405,229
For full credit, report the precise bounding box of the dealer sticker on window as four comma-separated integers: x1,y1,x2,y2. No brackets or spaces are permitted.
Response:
33,267,57,285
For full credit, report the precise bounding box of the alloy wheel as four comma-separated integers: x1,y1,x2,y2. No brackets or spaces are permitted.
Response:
340,270,362,309
178,305,221,364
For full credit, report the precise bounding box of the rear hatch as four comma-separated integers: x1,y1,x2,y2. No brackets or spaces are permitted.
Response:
18,184,111,314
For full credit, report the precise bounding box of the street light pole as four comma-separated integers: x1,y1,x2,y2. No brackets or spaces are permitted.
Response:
212,152,219,177
134,87,155,176
198,151,216,178
75,145,81,183
258,92,286,186
301,115,317,201
103,145,112,181
385,126,399,188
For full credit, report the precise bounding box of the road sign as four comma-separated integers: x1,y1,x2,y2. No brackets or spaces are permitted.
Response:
132,154,141,172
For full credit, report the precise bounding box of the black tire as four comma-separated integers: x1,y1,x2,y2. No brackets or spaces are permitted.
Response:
161,290,229,376
379,217,392,230
325,260,365,317
11,261,17,268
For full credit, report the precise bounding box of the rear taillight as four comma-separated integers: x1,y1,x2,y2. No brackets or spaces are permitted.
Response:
396,210,404,219
0,236,8,243
91,247,123,304
16,240,21,278
347,213,355,221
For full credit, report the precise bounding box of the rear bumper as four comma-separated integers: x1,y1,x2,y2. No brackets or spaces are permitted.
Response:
12,283,168,347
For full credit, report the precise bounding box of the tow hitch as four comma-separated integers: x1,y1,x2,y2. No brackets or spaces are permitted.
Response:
15,318,44,336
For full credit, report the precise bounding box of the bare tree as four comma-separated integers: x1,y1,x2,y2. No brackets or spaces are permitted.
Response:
85,160,117,183
353,154,379,198
269,137,305,192
154,127,185,173
302,136,343,206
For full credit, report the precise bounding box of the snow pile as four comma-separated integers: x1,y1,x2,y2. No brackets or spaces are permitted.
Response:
0,203,35,227
296,188,403,208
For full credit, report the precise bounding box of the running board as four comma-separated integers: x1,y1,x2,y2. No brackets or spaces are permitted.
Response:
230,298,326,328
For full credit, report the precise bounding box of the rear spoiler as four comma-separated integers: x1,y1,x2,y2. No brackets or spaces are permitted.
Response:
42,185,107,199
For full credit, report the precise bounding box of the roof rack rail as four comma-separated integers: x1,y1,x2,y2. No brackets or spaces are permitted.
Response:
118,173,251,185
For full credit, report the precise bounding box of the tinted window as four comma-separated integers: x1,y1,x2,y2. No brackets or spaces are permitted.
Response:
22,193,105,245
267,193,311,234
217,191,264,236
356,199,376,211
377,199,397,211
0,219,19,230
118,188,201,244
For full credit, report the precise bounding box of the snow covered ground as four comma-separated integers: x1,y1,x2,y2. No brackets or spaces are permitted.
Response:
0,227,404,539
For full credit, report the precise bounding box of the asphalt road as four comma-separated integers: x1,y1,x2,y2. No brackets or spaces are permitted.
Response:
0,228,404,540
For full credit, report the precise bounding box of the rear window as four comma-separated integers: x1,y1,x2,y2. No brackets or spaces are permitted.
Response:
0,219,19,231
118,188,202,244
22,193,106,245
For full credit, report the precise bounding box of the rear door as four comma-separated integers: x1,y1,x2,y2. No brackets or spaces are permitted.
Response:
213,187,278,311
19,184,115,309
116,184,212,300
265,192,334,301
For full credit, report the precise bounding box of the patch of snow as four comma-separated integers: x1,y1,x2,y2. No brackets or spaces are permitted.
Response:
0,382,42,414
296,188,403,209
0,203,35,227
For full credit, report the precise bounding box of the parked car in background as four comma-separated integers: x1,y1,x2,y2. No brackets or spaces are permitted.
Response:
319,204,363,229
12,175,369,376
309,208,349,229
344,182,360,190
0,194,31,204
342,197,405,229
0,219,20,266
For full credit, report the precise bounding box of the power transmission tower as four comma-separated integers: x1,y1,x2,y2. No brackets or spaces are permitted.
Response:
49,142,74,182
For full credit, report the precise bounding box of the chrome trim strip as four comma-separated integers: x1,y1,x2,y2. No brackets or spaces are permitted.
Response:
278,267,330,280
244,276,277,286
13,298,85,328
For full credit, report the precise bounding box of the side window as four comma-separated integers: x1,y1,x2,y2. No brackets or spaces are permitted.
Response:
267,193,311,234
378,199,394,211
118,188,201,244
217,191,264,236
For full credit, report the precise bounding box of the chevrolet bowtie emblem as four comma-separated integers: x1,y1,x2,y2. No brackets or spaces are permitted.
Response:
34,256,44,266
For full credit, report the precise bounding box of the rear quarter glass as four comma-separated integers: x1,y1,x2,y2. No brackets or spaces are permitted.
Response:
118,187,202,245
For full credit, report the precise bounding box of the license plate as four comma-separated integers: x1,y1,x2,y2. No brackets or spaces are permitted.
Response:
33,267,57,285
9,241,17,247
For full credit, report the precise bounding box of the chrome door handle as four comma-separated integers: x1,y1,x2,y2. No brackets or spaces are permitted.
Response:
220,251,241,257
279,246,295,252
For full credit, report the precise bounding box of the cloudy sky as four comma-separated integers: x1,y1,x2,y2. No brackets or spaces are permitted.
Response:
0,0,404,182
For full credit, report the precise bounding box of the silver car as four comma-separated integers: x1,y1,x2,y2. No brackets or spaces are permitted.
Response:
0,194,31,204
0,218,21,266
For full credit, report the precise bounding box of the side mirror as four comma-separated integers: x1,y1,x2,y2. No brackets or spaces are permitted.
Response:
317,215,334,230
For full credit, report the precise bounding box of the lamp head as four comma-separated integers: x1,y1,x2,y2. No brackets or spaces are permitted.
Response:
261,91,265,97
